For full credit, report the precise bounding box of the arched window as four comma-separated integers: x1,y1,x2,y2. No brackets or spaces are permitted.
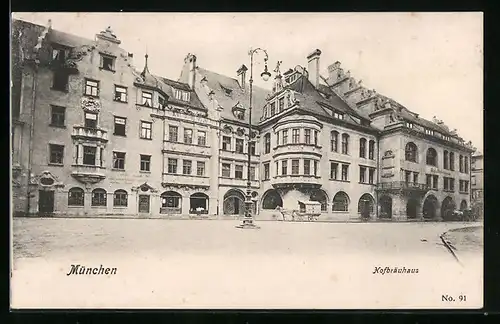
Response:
310,189,328,212
449,152,455,171
113,189,128,207
359,138,367,158
358,193,375,214
405,142,418,162
160,191,182,214
332,191,350,212
368,140,375,160
262,189,283,210
330,131,338,152
190,192,209,214
426,148,437,166
341,133,349,154
443,150,449,169
264,133,271,154
91,188,107,207
68,187,84,206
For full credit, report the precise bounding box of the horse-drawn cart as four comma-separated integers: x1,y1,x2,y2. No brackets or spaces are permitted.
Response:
294,200,321,221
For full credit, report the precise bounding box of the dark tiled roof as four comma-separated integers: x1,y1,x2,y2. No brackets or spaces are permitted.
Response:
158,77,206,111
189,67,271,124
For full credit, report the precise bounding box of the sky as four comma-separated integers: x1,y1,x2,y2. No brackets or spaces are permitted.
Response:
12,12,483,151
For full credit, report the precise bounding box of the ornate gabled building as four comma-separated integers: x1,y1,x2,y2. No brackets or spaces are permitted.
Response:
11,18,475,221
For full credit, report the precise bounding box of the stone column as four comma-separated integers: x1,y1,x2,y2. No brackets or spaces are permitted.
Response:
95,145,101,166
182,193,191,215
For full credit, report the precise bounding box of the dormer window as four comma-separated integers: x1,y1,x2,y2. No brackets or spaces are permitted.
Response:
286,73,298,84
158,96,166,109
51,44,69,63
333,111,344,120
232,106,246,120
405,122,414,129
424,128,433,135
174,89,190,102
100,54,116,71
220,85,232,96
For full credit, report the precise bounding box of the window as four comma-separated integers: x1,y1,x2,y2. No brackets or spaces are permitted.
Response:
405,142,418,162
332,192,349,212
444,150,449,169
304,129,311,144
222,163,231,177
113,152,125,170
432,175,438,189
276,132,280,146
264,134,271,153
158,96,166,109
235,165,244,179
174,89,190,101
250,166,256,180
235,139,244,153
114,85,127,102
281,160,288,175
197,161,205,176
183,160,192,175
282,130,288,144
249,142,256,155
313,160,318,176
291,159,299,175
140,121,152,139
413,172,418,183
341,134,349,154
114,117,126,136
368,168,375,184
292,129,300,144
464,156,469,173
405,170,411,183
368,140,375,160
140,155,151,171
83,146,96,165
426,148,437,166
50,105,65,127
162,191,181,208
449,152,455,171
91,188,107,207
84,79,99,97
68,187,84,206
359,138,366,158
101,55,115,71
52,71,69,91
184,128,193,144
198,131,206,146
314,131,319,146
333,112,344,120
341,164,349,181
426,174,432,188
49,144,64,164
51,46,67,62
113,190,128,207
360,166,366,183
84,112,98,129
142,91,152,107
168,158,178,174
263,163,270,180
270,102,276,116
459,155,464,172
331,131,338,152
169,126,178,142
471,175,476,185
304,159,311,175
330,162,338,180
222,136,231,151
278,97,285,112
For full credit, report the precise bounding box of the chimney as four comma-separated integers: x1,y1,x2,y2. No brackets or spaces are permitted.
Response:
184,53,197,89
237,64,248,89
327,61,341,80
307,49,322,88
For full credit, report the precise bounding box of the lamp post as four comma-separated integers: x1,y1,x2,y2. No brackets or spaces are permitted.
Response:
236,48,271,230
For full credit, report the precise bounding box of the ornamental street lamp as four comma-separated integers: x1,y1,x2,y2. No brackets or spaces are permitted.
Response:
236,48,271,230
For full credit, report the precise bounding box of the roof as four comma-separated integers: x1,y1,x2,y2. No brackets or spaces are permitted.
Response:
283,74,376,131
158,77,206,111
183,67,271,124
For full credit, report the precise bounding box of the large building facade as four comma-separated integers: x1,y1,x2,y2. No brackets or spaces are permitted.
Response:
11,19,476,221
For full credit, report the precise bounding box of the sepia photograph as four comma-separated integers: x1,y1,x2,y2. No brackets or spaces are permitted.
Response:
10,12,483,309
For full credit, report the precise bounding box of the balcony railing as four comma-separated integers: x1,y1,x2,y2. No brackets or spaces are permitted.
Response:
376,181,430,191
72,126,108,142
271,174,322,188
272,143,322,158
70,164,106,184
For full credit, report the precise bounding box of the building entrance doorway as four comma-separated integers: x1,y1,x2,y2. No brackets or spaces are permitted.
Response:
406,198,419,219
38,190,54,215
379,195,392,219
138,195,150,213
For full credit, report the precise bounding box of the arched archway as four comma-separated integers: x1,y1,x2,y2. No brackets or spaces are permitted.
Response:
379,195,392,219
460,200,468,210
406,198,419,219
160,191,182,214
422,195,438,220
190,192,209,214
358,193,375,215
310,189,328,212
405,142,418,162
261,189,283,210
332,191,350,212
441,196,456,221
223,189,246,215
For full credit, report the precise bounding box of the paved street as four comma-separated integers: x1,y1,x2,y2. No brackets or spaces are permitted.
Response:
11,218,483,309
